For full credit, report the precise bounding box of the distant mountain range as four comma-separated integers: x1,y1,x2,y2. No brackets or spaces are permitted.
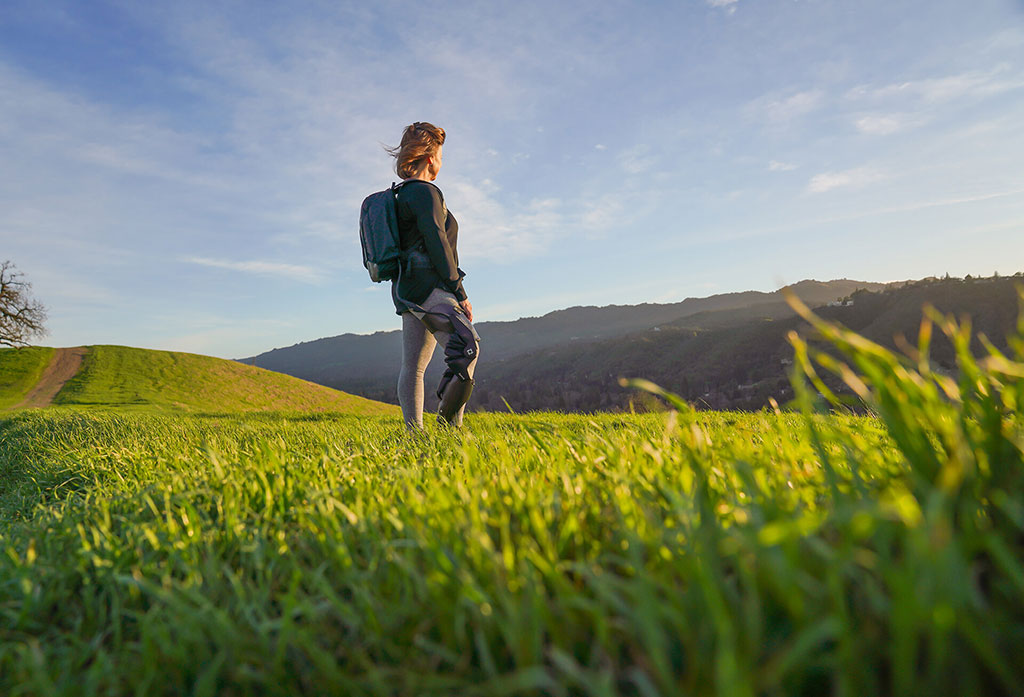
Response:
470,275,1023,412
240,278,899,410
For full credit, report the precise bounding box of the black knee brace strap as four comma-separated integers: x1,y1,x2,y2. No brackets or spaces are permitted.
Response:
413,304,480,401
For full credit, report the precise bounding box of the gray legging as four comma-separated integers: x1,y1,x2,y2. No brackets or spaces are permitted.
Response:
398,287,478,429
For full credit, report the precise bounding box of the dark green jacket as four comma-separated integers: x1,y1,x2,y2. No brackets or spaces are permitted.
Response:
391,179,467,314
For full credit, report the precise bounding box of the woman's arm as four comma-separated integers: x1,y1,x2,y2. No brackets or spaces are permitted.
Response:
406,183,467,301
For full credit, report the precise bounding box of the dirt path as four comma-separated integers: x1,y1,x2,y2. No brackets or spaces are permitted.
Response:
14,347,88,409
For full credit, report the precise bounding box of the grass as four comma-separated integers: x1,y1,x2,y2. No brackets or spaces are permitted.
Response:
5,344,397,415
0,300,1022,695
0,347,54,409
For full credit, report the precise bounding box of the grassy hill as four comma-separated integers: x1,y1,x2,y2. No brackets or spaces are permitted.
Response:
1,345,396,415
0,346,55,409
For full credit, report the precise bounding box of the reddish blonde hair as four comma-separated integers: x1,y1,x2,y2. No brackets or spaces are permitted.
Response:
387,122,446,178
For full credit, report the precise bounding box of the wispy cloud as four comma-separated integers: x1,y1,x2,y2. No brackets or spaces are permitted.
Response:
807,167,884,194
707,0,739,14
662,185,1024,250
869,186,1024,216
580,198,625,230
847,66,1024,104
619,145,658,175
768,160,797,172
184,257,324,283
982,28,1024,52
854,113,925,135
447,177,564,262
748,90,824,124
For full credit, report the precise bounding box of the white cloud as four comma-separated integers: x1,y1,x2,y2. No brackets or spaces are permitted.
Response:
854,113,924,135
445,177,564,262
748,90,824,124
768,160,797,172
580,199,625,229
184,257,324,283
847,66,1024,105
807,167,884,194
595,144,607,150
619,145,657,175
983,28,1024,52
868,186,1024,216
685,186,1024,246
707,0,739,13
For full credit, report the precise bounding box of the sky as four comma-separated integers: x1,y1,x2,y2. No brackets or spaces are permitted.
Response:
2,0,1023,359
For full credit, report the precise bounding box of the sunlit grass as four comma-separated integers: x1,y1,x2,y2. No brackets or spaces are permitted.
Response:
2,344,397,415
0,346,54,409
1,296,1022,695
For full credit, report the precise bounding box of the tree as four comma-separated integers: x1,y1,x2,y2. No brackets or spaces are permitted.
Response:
0,261,48,348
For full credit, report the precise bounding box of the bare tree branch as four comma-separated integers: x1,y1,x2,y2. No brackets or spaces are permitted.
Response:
0,260,48,348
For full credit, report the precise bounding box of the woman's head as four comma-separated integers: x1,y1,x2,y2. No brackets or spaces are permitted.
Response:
388,122,446,180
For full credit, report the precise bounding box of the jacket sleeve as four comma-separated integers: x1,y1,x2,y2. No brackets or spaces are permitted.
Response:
407,183,467,301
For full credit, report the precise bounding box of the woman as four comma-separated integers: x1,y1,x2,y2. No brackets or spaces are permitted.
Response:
387,122,480,429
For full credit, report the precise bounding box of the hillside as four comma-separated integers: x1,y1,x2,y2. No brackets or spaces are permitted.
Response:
471,275,1024,412
241,278,892,406
1,345,396,414
0,346,55,409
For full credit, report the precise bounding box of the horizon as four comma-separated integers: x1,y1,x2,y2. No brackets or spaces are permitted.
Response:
17,272,1016,359
3,1,1023,358
235,273,1001,359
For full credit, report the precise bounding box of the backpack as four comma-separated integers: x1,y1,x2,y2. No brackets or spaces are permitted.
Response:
359,179,445,283
358,182,405,283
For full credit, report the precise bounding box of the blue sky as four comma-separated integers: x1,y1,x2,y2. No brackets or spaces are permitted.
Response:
2,0,1023,358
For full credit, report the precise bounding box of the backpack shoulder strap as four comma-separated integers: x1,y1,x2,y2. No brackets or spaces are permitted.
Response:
393,178,444,203
393,179,447,230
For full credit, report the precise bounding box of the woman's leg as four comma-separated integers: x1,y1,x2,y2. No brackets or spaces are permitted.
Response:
424,324,477,426
398,311,437,429
422,290,479,428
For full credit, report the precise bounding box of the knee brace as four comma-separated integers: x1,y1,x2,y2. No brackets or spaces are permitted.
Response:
415,304,480,425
